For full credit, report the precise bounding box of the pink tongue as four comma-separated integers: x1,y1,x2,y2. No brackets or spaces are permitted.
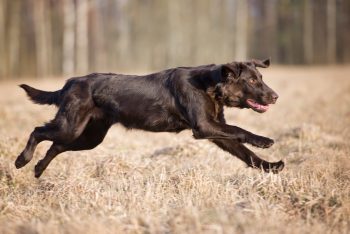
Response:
258,104,269,111
247,99,269,111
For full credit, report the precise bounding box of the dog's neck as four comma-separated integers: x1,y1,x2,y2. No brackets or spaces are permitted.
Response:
206,85,225,121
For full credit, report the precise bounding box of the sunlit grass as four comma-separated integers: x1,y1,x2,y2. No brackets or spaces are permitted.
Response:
0,67,349,233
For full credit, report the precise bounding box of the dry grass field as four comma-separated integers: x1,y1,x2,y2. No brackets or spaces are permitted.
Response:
0,66,349,234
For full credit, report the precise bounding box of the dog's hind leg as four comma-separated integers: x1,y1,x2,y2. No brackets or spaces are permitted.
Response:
33,143,65,178
212,139,284,173
15,125,56,169
34,119,111,178
15,90,94,169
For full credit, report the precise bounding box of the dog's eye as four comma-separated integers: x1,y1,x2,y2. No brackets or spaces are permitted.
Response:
249,78,257,84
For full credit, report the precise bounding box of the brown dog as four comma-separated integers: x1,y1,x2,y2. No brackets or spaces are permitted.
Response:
15,58,284,178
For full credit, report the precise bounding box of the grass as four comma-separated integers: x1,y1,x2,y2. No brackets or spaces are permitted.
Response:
0,66,349,234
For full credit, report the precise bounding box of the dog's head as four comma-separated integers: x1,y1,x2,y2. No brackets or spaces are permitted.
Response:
216,58,278,113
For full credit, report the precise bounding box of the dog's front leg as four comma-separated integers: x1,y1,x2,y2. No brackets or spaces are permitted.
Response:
212,139,284,173
192,121,274,148
246,133,275,148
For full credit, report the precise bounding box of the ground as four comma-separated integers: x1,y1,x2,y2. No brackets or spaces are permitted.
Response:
0,66,349,234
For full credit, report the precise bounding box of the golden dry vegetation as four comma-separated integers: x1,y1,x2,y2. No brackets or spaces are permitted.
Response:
0,67,349,234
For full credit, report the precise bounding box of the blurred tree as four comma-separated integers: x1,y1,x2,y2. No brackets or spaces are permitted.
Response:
62,0,75,76
76,0,89,74
303,0,313,64
8,0,20,78
327,0,336,63
235,0,248,60
0,0,349,79
34,0,51,77
265,0,278,61
313,0,328,63
115,0,131,70
0,0,5,79
337,0,350,63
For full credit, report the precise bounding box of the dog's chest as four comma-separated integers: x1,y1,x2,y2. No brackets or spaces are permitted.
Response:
213,102,224,122
208,94,224,122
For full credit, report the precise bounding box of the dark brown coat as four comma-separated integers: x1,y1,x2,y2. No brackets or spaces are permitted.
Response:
15,58,284,178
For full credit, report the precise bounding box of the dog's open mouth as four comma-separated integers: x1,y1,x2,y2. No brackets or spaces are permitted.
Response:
246,99,269,113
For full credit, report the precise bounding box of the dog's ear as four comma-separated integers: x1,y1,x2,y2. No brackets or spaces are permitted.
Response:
251,58,270,68
221,63,242,81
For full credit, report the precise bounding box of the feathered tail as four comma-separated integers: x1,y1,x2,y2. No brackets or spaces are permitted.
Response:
19,84,61,106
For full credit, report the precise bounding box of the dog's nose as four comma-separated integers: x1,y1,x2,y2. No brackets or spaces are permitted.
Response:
271,93,279,103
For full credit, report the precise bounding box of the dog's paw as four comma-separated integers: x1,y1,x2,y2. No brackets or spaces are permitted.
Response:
15,153,29,169
34,161,44,178
263,160,285,174
249,136,274,148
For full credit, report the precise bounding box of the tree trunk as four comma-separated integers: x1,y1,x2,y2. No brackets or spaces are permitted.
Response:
0,0,6,79
76,0,89,74
167,1,182,66
34,0,50,78
265,0,278,61
116,0,130,70
303,0,313,64
327,0,336,63
235,0,248,60
63,0,75,76
8,0,20,77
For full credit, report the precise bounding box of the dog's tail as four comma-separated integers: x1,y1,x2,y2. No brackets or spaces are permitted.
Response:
19,84,61,106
